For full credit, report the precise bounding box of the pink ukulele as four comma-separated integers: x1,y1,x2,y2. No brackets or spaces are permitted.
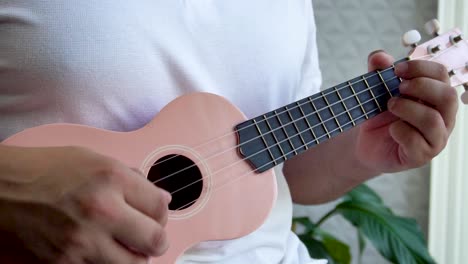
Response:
3,22,468,263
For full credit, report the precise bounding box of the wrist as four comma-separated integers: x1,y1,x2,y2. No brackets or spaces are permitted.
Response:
349,150,382,182
340,129,382,184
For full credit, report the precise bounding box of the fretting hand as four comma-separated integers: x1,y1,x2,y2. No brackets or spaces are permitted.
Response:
355,51,458,173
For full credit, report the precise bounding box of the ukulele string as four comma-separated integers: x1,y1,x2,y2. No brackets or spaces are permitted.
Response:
172,95,388,211
149,75,400,186
164,83,399,200
146,51,443,173
168,42,466,210
167,58,468,204
147,46,459,189
146,66,397,170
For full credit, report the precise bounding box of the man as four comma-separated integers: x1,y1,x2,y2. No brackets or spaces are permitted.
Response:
0,1,457,263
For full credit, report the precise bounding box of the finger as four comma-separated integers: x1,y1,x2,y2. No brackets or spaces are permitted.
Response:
368,50,395,71
122,168,171,224
394,60,450,83
360,111,399,131
398,77,458,130
388,97,448,151
110,199,169,257
389,120,433,167
87,233,149,264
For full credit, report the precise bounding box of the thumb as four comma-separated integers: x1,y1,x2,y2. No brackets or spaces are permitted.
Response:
368,50,395,71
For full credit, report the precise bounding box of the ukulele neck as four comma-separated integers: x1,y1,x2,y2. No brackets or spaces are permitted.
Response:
236,58,408,172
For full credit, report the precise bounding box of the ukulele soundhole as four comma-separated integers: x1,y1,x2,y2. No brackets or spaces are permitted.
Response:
147,154,203,211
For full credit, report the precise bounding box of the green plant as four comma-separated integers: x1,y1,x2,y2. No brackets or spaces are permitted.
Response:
292,184,436,264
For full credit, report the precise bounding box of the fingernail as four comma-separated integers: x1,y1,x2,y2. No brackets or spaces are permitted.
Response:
395,62,408,76
399,80,409,92
162,190,172,203
368,49,385,61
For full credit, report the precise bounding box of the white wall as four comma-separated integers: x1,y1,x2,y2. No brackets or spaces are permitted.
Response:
293,1,437,263
429,1,468,262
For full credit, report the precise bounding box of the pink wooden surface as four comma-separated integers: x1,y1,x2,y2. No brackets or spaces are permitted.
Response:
3,92,277,263
410,28,468,87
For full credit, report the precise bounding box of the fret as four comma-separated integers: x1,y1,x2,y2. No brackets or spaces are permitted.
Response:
362,75,382,112
334,87,355,126
394,65,404,83
285,106,308,150
296,101,319,145
377,70,393,97
322,91,343,132
274,110,297,156
309,97,331,139
348,81,369,120
253,119,277,165
262,114,284,163
236,61,406,173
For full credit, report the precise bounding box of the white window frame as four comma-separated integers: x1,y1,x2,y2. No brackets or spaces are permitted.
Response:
429,1,468,263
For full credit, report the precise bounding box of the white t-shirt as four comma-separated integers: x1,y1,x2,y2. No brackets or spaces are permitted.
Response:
0,1,324,263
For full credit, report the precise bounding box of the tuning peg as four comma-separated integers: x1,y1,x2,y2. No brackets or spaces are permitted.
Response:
448,69,456,77
425,19,440,36
402,30,422,47
428,44,442,54
450,34,464,45
462,84,468,104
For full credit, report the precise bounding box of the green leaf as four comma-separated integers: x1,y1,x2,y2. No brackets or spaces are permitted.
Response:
293,217,318,232
357,229,366,264
336,201,436,264
321,232,352,264
298,234,336,264
343,184,384,205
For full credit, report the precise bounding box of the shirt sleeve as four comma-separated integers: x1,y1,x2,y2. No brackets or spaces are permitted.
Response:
294,0,322,101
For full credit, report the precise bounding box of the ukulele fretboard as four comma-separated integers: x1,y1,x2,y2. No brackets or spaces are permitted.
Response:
236,59,407,172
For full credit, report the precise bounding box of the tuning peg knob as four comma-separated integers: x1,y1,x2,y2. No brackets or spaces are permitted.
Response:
461,92,468,104
425,19,441,36
462,84,468,105
402,30,422,47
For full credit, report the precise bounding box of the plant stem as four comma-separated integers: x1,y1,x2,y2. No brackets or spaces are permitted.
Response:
316,208,338,227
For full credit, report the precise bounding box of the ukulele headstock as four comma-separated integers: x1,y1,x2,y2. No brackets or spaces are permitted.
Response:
403,19,468,104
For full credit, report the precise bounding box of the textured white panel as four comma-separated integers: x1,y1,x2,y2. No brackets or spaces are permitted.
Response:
293,1,437,263
430,1,468,263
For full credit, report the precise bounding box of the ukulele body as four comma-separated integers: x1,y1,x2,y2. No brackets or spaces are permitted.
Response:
3,92,277,263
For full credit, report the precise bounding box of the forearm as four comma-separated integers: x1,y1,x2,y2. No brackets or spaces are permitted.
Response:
283,127,380,204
